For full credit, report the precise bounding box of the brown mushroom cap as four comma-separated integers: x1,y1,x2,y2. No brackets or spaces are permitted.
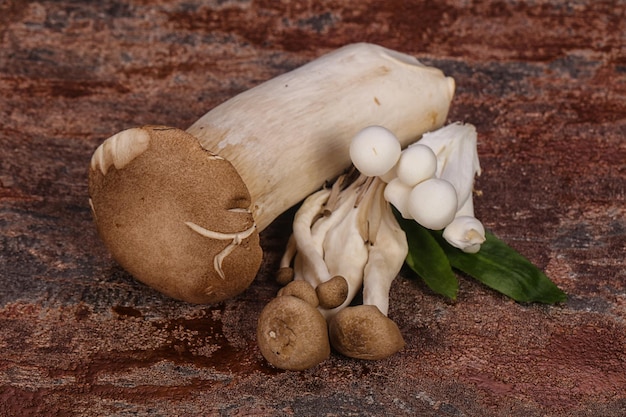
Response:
276,267,295,286
257,295,330,371
328,305,405,360
277,280,319,308
88,126,263,304
316,275,349,309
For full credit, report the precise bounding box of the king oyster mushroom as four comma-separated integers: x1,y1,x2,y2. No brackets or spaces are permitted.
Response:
88,43,455,304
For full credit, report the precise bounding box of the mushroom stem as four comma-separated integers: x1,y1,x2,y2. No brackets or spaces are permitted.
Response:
318,193,370,319
292,189,332,285
362,200,409,316
188,43,455,231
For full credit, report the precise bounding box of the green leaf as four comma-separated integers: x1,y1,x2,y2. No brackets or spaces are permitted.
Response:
429,230,567,304
395,212,458,300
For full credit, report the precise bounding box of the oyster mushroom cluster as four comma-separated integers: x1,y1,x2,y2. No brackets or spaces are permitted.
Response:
257,122,483,370
87,43,481,371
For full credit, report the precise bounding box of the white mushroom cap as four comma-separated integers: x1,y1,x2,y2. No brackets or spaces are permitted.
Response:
396,144,437,187
349,126,401,177
383,178,413,219
442,215,486,253
408,178,458,230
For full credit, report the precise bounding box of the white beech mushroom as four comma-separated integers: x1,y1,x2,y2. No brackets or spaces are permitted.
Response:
383,178,413,219
417,122,481,213
416,122,486,251
349,126,402,177
89,43,454,305
407,178,459,230
381,122,484,235
442,216,486,253
395,144,438,187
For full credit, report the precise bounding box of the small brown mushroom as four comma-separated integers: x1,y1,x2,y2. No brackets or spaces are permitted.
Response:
328,305,405,360
316,275,349,309
88,126,262,304
257,295,330,371
277,280,319,308
276,267,295,286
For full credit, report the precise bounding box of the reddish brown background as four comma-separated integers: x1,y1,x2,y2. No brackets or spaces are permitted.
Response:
1,1,625,416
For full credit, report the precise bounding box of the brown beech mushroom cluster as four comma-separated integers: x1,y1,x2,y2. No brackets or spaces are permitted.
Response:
260,171,408,369
88,43,455,306
260,122,483,369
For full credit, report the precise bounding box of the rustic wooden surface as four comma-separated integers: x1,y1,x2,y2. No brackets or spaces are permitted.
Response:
1,1,625,416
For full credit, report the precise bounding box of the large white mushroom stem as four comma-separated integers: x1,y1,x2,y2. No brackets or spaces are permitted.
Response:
188,42,455,231
89,43,455,305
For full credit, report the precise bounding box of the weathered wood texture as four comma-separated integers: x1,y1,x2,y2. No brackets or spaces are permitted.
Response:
1,1,625,416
